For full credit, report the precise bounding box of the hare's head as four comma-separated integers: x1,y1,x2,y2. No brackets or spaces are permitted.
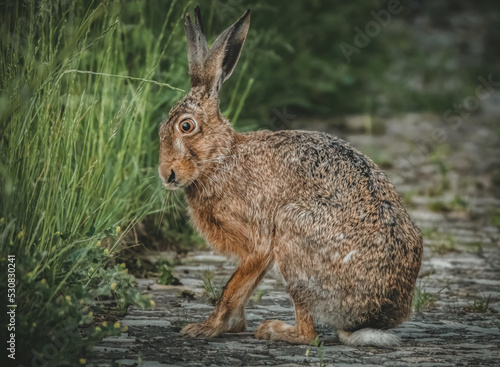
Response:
159,7,250,190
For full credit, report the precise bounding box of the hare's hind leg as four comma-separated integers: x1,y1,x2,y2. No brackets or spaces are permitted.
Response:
255,301,317,344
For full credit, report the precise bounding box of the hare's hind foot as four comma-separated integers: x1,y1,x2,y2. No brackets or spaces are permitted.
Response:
255,320,317,344
255,303,317,345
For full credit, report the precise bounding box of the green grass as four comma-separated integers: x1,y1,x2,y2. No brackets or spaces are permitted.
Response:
421,226,438,238
412,281,447,312
305,335,326,367
156,259,181,286
428,195,468,213
202,270,224,306
413,287,437,311
0,1,190,364
431,235,459,255
251,289,266,303
464,295,493,314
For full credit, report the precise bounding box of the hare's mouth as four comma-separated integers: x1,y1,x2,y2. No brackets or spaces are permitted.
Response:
160,168,182,191
163,182,181,191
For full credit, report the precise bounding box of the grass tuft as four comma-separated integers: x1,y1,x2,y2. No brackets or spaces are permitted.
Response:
203,270,223,306
251,289,266,303
412,280,447,312
464,295,494,314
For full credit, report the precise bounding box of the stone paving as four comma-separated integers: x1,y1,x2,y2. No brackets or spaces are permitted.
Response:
91,113,500,366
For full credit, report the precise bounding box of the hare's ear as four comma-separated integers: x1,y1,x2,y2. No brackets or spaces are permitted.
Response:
204,9,251,94
185,6,208,86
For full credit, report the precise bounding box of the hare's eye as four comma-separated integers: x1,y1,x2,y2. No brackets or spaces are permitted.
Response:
179,119,196,134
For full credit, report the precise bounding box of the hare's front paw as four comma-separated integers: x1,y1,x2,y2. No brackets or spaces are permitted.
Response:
180,322,226,338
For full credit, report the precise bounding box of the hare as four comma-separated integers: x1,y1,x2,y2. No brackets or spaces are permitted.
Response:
158,7,423,347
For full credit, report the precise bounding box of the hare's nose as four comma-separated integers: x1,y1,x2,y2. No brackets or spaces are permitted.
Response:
159,166,176,185
167,169,176,184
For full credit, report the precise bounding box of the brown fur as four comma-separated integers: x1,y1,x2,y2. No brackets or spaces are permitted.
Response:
158,8,423,345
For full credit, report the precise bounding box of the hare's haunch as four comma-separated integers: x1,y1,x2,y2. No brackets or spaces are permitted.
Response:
158,7,423,347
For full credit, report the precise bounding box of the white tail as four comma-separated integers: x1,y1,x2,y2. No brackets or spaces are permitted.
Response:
338,329,400,347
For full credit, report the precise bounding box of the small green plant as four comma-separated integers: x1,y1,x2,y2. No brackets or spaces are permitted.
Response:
203,270,223,306
156,259,181,286
421,226,438,238
464,295,493,314
413,281,447,312
0,244,152,366
450,195,468,210
305,335,326,367
251,289,266,302
428,201,451,212
101,263,153,313
431,235,459,255
413,288,437,311
464,241,483,254
427,153,451,197
428,195,468,213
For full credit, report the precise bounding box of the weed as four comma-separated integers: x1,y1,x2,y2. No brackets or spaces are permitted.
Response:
413,287,437,311
428,201,452,212
413,280,448,312
428,195,468,212
464,295,493,314
450,195,468,211
251,289,266,303
427,180,451,197
156,259,181,286
421,226,438,238
431,235,459,255
420,227,437,238
427,152,451,196
305,335,326,367
203,270,223,306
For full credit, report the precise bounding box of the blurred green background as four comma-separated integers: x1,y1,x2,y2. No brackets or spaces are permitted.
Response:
1,0,499,365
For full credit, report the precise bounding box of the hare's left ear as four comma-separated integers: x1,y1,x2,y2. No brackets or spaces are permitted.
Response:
204,9,251,94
